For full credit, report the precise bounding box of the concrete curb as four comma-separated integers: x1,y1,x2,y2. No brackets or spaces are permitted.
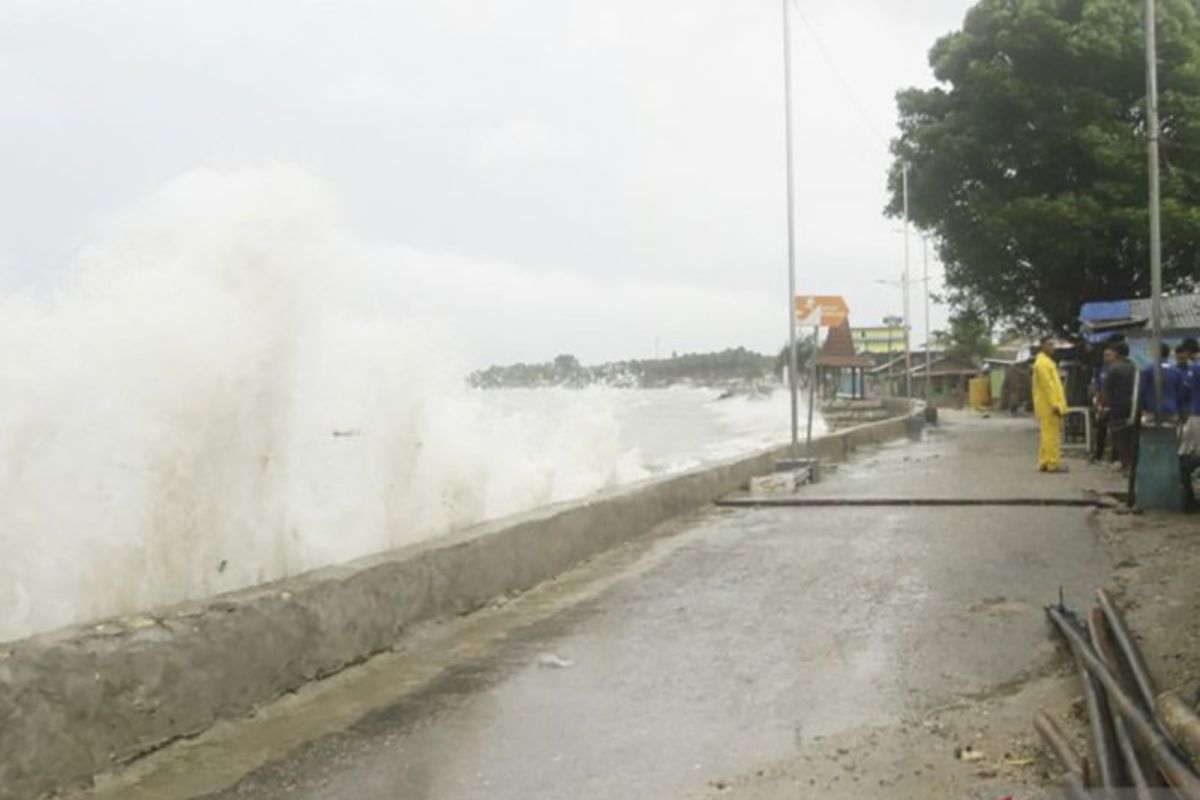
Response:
0,407,920,800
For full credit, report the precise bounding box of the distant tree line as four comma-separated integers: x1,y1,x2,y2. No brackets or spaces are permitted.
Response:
469,347,776,389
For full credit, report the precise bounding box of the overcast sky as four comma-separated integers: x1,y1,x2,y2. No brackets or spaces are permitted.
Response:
0,0,976,367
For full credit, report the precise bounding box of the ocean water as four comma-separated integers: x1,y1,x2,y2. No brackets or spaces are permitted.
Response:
484,384,811,478
0,168,816,643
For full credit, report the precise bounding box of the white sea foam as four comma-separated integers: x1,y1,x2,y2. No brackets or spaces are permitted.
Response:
0,167,813,642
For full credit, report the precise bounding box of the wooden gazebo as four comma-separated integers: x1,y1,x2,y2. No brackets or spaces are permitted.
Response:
814,319,875,400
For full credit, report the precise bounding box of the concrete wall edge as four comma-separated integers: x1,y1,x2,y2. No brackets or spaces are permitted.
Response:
0,403,921,800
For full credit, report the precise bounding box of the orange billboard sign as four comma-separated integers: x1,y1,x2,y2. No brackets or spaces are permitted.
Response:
794,295,849,327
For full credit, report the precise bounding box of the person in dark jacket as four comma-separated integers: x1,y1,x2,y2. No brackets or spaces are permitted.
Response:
1091,336,1127,462
1092,343,1110,462
1104,342,1138,473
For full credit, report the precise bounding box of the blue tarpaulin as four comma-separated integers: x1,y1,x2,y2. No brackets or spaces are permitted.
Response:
1080,300,1139,343
1080,300,1133,323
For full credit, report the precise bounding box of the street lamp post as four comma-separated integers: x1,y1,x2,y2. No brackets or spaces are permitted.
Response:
902,163,913,398
880,310,904,395
1136,0,1181,510
885,325,894,370
781,0,800,459
879,264,932,401
1145,0,1164,425
922,234,933,404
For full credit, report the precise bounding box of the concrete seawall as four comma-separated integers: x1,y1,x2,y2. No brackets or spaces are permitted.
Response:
0,407,920,800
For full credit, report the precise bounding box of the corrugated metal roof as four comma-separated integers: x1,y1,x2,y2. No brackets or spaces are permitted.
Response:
910,355,980,376
1128,294,1200,331
986,343,1035,364
1080,293,1200,342
869,350,943,374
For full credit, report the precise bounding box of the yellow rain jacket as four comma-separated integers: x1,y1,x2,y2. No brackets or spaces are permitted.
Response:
1032,351,1067,470
1032,352,1067,419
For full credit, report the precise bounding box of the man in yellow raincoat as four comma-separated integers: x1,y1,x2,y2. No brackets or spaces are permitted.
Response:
1032,336,1068,473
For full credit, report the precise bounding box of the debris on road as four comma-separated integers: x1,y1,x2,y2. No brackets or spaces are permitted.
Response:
954,744,986,763
536,653,574,669
749,463,816,496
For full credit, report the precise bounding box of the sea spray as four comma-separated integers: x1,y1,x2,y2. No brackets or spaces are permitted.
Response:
0,167,649,642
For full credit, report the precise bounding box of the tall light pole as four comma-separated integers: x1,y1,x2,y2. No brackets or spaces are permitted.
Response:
781,0,800,458
878,284,928,397
922,233,933,403
884,313,902,394
902,163,913,398
1145,0,1164,426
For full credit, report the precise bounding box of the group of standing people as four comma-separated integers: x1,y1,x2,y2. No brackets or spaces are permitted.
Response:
1093,336,1200,507
1161,339,1200,508
1031,334,1200,508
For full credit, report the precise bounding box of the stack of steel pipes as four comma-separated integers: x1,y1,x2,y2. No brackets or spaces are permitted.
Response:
1040,589,1200,799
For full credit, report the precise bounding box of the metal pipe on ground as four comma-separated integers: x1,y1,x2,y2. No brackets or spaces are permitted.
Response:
1035,712,1098,800
1097,589,1159,714
1090,608,1159,798
1035,711,1092,784
1159,692,1200,770
1073,610,1122,790
1061,772,1098,800
1047,605,1200,799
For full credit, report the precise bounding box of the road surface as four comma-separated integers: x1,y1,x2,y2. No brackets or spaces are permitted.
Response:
81,415,1120,800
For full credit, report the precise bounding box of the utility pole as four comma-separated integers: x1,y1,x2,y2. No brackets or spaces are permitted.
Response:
902,163,913,398
781,0,800,458
806,324,818,447
1145,0,1164,426
922,234,933,404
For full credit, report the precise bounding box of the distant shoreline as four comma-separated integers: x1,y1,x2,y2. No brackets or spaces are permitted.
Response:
468,347,779,390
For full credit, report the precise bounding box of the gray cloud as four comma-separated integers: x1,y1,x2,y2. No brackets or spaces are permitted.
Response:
0,0,975,362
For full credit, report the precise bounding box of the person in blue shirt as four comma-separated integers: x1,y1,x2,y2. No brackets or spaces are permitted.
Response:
1140,344,1183,421
1182,348,1200,510
1175,343,1193,419
1184,337,1200,361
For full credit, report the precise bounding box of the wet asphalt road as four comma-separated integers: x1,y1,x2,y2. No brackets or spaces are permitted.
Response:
182,418,1110,800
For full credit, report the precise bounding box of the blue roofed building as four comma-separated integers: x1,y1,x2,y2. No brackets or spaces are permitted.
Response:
1080,293,1200,365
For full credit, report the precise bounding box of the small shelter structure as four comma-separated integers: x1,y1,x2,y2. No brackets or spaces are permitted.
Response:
814,319,875,400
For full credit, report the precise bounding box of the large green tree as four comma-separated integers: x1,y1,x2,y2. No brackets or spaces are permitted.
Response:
888,0,1200,331
935,305,997,363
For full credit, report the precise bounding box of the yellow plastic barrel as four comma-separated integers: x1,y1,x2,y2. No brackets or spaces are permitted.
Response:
968,376,991,410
